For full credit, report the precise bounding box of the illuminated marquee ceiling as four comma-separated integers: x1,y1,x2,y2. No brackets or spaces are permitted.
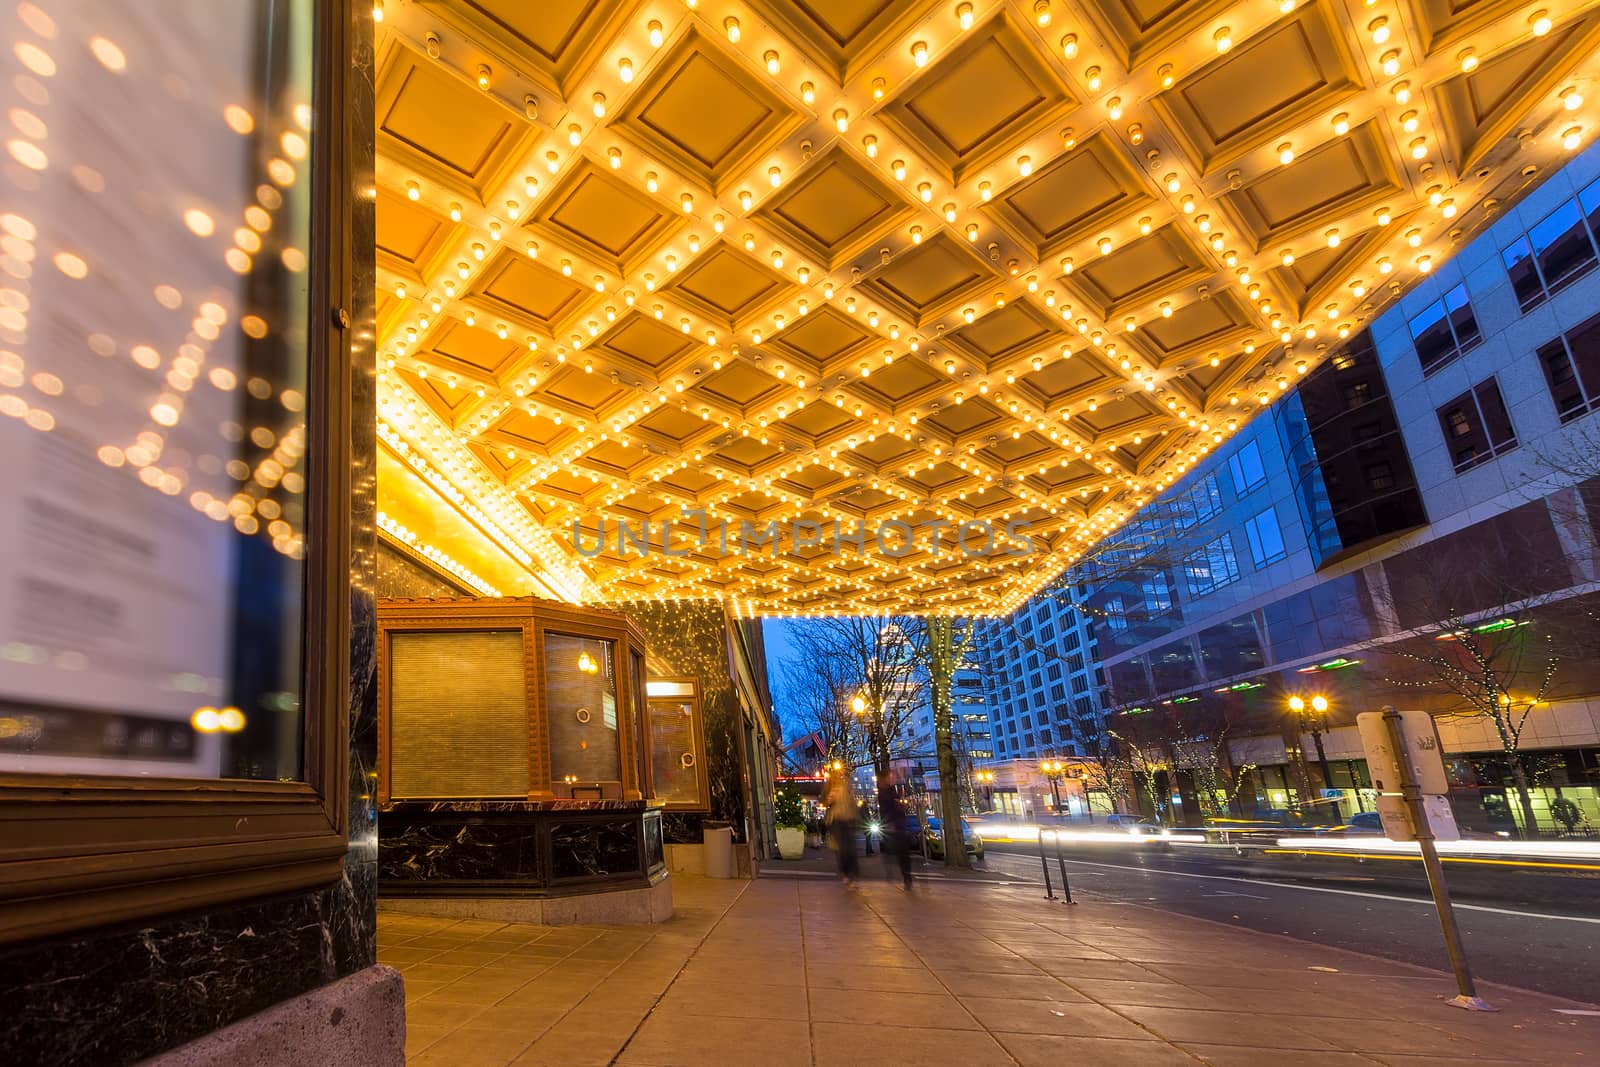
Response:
373,0,1600,617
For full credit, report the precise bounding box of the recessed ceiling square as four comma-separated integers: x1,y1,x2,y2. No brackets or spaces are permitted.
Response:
594,312,702,376
754,145,918,271
1152,2,1362,176
764,304,878,375
1069,225,1213,319
613,26,805,195
879,12,1075,184
945,299,1063,371
1221,121,1403,253
664,242,793,329
469,251,591,332
985,134,1155,262
856,232,1001,328
694,360,787,414
527,158,681,275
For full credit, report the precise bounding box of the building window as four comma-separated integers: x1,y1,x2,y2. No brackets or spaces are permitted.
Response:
1364,461,1396,490
1227,441,1267,498
1536,311,1600,421
1183,534,1242,597
1243,507,1287,567
1172,474,1224,529
1436,378,1517,473
1408,284,1482,375
1501,188,1600,311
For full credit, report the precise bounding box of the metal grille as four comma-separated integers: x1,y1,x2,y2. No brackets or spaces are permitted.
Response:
388,630,528,798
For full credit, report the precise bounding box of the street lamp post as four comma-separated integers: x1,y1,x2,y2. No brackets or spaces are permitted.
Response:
976,769,995,812
1040,759,1065,817
1289,694,1332,818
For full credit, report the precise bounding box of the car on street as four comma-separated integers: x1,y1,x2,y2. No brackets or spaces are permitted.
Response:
908,816,985,860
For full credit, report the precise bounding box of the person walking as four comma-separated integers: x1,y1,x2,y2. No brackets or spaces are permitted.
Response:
877,767,913,890
824,769,860,886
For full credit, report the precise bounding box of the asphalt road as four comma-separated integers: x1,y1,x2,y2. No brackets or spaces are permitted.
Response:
979,840,1600,1005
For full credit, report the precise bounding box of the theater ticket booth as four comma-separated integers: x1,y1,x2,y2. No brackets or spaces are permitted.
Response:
377,597,706,924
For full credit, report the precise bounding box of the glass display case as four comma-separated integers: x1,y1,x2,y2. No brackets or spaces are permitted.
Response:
645,678,709,811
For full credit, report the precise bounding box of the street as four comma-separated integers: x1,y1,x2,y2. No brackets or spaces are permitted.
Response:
978,840,1600,1004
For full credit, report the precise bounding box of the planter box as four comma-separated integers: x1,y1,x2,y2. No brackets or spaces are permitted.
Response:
776,826,806,860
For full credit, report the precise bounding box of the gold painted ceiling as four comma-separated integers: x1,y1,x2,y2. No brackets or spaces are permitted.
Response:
373,0,1600,616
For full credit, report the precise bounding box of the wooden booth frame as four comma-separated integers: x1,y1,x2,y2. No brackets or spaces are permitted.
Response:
0,0,361,946
377,598,652,803
644,676,711,813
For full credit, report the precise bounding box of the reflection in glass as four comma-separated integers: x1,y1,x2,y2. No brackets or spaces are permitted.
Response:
388,631,528,799
0,1,315,779
649,699,700,806
547,634,621,786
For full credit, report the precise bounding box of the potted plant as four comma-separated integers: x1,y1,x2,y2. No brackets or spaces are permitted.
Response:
775,786,806,859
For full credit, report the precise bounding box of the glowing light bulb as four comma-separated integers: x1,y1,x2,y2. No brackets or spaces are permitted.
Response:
619,57,634,83
1060,34,1077,59
1017,155,1032,176
724,17,740,42
1564,88,1584,111
1098,237,1112,255
1332,113,1350,135
1564,127,1583,150
769,166,782,187
1531,10,1552,35
405,180,420,201
592,92,607,118
764,50,779,75
1370,17,1390,44
801,81,815,105
912,41,928,66
1215,27,1232,52
834,109,849,132
957,3,974,30
1380,51,1400,77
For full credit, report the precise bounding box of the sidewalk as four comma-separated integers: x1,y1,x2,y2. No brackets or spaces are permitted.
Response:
381,872,1598,1066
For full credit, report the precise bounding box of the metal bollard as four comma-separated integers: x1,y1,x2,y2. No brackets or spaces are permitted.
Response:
1036,830,1055,899
1052,830,1075,904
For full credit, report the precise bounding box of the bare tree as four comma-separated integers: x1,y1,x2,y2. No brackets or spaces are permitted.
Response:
801,615,923,777
1080,739,1133,816
778,644,860,771
1105,726,1171,825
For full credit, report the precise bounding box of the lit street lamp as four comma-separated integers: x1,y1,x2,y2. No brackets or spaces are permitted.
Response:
1040,759,1065,816
1288,694,1332,813
976,769,995,811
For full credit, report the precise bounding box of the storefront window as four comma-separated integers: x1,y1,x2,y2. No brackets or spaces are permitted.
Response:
546,633,621,788
0,0,316,780
645,679,706,809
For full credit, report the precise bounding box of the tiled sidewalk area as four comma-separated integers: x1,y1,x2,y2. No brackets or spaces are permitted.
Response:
381,874,1598,1066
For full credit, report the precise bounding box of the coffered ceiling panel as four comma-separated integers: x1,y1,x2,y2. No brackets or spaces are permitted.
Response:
526,159,682,276
1220,122,1404,253
1129,289,1258,366
373,0,1600,615
880,12,1076,184
664,241,795,329
753,145,918,270
856,232,1004,328
1153,1,1363,176
1068,225,1213,318
944,298,1065,371
468,251,592,332
744,0,937,83
986,134,1156,261
614,26,806,195
1430,13,1600,170
377,43,533,205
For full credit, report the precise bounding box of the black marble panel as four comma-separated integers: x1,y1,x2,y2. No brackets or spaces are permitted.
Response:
376,541,471,598
0,7,378,1066
661,810,706,845
644,812,664,869
550,818,641,880
381,820,542,882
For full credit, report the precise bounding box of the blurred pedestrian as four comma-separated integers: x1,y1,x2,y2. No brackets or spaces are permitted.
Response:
877,767,913,890
824,769,860,885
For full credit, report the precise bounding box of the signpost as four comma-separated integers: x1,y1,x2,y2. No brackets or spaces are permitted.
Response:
1356,706,1494,1011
